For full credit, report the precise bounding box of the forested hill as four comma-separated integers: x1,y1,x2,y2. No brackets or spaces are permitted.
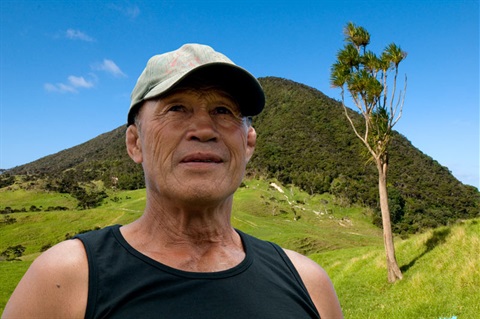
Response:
251,77,478,232
5,77,479,233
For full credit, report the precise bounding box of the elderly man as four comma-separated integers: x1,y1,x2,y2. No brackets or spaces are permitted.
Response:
3,44,343,318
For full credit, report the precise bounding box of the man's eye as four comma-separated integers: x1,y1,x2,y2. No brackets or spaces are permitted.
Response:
167,105,185,112
213,106,234,115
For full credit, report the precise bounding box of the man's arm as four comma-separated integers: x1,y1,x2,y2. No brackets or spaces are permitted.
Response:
284,249,343,319
2,239,89,319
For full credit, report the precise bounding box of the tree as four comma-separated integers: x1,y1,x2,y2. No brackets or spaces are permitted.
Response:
330,22,407,282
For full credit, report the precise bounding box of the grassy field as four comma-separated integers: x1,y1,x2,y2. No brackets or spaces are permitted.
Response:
1,179,478,318
313,219,479,318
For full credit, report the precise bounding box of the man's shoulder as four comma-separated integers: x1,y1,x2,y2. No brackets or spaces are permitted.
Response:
283,249,328,280
2,239,89,318
20,238,89,290
40,238,88,269
283,249,343,318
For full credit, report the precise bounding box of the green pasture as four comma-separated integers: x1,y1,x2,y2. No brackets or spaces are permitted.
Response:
1,179,478,318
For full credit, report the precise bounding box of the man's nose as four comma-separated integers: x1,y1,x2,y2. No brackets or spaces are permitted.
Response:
186,111,218,142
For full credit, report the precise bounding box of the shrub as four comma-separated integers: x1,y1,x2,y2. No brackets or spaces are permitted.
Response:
1,215,16,225
1,245,26,261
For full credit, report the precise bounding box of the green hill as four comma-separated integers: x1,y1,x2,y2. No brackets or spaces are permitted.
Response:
253,77,479,233
5,77,478,233
1,179,478,318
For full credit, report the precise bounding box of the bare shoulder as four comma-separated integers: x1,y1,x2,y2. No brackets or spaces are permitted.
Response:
3,239,88,319
284,249,343,319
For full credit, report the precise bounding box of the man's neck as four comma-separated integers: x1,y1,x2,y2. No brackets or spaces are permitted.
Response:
120,199,245,272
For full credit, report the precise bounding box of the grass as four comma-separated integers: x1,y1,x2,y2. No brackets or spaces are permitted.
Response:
312,219,480,319
1,179,478,318
0,187,77,211
0,261,32,312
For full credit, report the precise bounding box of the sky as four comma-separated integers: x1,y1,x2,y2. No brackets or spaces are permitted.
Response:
0,0,478,189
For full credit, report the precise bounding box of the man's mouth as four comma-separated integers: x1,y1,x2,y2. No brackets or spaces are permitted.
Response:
181,153,223,164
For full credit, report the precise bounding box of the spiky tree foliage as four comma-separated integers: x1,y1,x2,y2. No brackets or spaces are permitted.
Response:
330,22,407,282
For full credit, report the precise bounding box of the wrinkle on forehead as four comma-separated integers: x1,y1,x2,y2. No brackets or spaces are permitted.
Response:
136,87,251,134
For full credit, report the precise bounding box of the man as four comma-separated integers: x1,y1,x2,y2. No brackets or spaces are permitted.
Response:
3,44,343,318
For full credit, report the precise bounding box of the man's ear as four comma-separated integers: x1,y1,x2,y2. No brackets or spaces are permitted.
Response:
126,125,143,164
245,126,256,163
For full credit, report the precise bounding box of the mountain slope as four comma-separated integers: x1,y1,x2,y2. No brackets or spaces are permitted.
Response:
7,77,479,232
252,77,479,232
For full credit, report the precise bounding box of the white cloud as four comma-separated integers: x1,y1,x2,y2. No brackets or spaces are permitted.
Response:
44,82,77,93
125,5,140,19
43,83,57,92
65,29,95,42
44,75,95,93
93,59,127,78
68,75,94,88
110,4,140,19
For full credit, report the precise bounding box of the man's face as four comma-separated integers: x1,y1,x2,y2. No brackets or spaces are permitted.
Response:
127,88,256,207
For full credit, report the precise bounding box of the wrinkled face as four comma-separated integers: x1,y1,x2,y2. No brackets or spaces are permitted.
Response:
126,88,256,207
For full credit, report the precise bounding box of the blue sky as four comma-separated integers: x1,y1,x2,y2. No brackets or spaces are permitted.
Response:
0,0,478,189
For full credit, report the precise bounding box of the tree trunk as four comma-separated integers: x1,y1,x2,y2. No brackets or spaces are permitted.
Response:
377,160,403,282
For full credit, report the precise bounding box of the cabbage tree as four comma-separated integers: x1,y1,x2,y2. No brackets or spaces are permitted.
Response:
330,22,407,282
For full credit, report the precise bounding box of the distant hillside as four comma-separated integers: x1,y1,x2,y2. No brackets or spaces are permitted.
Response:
7,77,479,233
8,126,144,190
251,77,479,232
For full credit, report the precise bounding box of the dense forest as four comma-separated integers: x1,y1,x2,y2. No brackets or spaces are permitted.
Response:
4,77,479,234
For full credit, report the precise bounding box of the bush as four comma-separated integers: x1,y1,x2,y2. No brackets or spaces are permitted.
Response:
1,215,17,225
0,174,15,188
1,245,26,261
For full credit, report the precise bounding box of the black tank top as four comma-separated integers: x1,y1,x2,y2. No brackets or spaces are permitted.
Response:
75,225,320,318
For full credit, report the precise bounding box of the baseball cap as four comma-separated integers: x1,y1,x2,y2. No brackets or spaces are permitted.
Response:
128,43,265,125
